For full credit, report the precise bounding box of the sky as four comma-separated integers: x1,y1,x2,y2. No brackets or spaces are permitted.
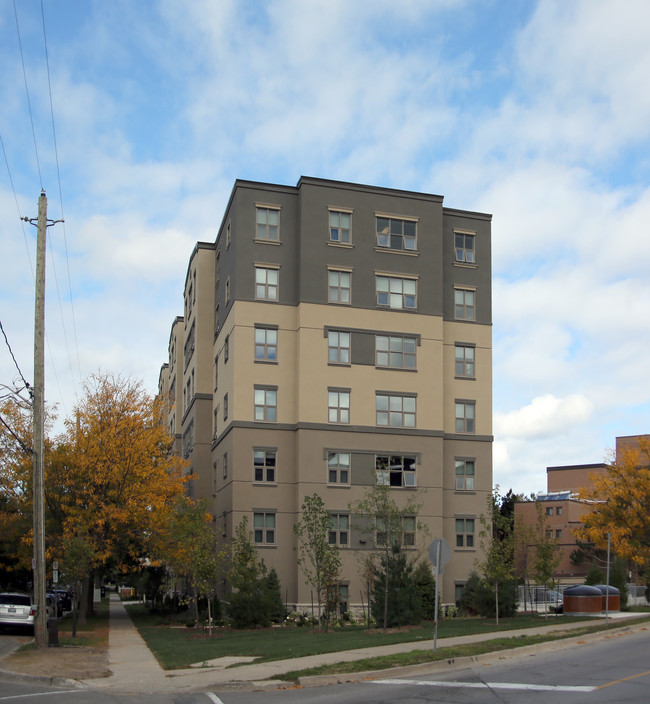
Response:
1,0,649,497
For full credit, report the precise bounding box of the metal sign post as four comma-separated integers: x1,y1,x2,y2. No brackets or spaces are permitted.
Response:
429,538,450,652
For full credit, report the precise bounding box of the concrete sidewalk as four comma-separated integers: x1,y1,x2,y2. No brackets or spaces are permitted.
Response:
77,592,646,694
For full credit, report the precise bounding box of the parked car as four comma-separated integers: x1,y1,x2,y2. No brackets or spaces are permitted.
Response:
545,589,563,603
54,588,72,611
0,593,38,633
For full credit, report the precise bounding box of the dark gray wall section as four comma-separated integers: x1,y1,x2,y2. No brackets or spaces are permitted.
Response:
214,177,492,333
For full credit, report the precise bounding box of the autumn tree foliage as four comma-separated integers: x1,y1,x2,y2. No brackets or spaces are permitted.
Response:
576,438,650,565
1,373,187,590
49,373,187,573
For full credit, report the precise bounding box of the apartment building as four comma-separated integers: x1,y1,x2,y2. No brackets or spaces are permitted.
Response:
158,176,493,610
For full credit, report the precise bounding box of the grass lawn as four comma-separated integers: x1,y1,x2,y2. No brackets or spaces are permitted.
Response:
126,605,598,671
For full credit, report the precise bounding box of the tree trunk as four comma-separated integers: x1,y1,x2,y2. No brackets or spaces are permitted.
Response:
495,581,499,625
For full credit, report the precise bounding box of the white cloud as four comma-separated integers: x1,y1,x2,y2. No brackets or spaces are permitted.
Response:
495,394,593,440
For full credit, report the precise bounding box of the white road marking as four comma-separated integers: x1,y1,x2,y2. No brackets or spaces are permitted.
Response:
0,693,84,701
370,678,596,692
206,694,225,704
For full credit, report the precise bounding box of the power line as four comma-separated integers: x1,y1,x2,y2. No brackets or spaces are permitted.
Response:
40,0,83,396
0,319,31,395
12,0,43,189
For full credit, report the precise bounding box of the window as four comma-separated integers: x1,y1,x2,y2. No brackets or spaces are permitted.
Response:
455,231,475,264
376,516,416,547
256,206,280,241
254,512,275,544
225,277,231,304
226,221,231,248
223,452,228,478
214,353,219,390
213,408,218,440
555,529,563,539
327,452,350,484
338,584,349,614
456,518,475,548
328,269,351,304
455,345,475,377
224,334,229,362
329,514,349,546
376,275,416,309
376,455,416,487
255,327,278,361
455,401,475,433
329,210,351,243
546,529,553,539
376,216,417,251
454,288,475,320
254,387,277,421
545,506,554,516
254,449,276,483
376,393,416,427
222,511,227,538
556,506,563,516
376,335,416,369
223,393,228,421
455,459,475,490
328,389,350,424
255,266,279,300
212,461,218,494
328,330,350,364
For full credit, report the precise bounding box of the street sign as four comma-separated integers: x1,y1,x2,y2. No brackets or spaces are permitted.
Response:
428,537,450,575
53,570,58,584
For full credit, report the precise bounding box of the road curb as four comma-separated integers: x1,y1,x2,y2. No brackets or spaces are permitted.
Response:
297,622,649,689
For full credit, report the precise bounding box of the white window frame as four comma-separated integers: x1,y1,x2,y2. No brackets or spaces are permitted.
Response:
456,517,475,548
254,387,277,422
328,388,350,424
455,459,475,491
454,230,476,264
253,449,277,483
455,401,475,433
328,330,350,364
376,393,416,427
329,209,352,244
376,216,417,251
455,344,475,378
375,335,417,369
253,511,276,544
255,326,278,362
376,454,417,487
376,275,417,310
328,269,351,304
328,513,349,546
327,451,350,485
454,288,475,320
255,265,279,301
255,205,280,241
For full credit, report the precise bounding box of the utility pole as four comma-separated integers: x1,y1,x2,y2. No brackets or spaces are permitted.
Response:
22,190,63,647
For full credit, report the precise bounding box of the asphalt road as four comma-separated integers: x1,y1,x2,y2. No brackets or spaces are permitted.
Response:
1,625,649,703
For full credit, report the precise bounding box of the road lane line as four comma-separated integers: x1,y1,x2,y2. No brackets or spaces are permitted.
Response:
370,678,595,692
596,668,650,689
206,694,225,704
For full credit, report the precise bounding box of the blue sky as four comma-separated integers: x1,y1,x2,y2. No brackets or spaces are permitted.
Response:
1,0,650,496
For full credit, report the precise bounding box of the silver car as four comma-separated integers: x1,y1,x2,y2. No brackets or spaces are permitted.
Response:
0,593,39,632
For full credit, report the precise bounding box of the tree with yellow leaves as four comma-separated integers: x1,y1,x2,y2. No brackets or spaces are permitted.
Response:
48,373,187,575
575,437,650,565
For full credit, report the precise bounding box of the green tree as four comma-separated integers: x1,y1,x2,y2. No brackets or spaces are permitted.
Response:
371,547,422,627
412,560,436,620
228,517,272,628
349,471,424,630
265,567,285,624
161,496,225,631
62,533,96,636
477,489,516,624
294,494,342,631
